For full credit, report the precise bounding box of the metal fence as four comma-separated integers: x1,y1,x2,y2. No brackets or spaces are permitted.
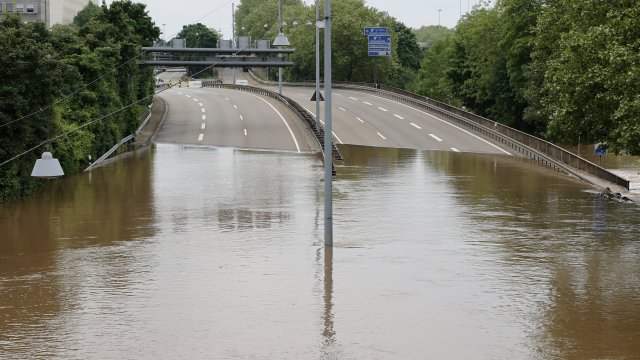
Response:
376,85,629,190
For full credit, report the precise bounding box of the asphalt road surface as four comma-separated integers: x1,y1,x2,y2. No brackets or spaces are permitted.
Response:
282,87,512,155
154,87,317,153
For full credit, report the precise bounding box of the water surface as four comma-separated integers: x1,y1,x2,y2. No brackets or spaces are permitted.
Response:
1,144,639,359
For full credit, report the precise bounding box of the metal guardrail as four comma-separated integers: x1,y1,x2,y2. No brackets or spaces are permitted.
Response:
135,104,153,135
84,134,135,172
246,70,629,190
85,104,153,172
376,85,630,190
201,81,343,165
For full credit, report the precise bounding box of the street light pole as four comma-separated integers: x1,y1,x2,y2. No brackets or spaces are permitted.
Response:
323,0,333,246
232,3,236,85
438,10,442,26
278,0,283,95
315,0,320,131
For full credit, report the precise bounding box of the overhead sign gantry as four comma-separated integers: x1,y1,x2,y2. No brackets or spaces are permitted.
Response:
139,46,295,68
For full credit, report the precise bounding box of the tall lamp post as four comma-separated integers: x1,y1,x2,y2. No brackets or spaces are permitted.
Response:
323,0,333,246
273,0,290,95
314,0,322,131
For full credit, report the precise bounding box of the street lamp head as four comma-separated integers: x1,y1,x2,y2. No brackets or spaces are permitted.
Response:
292,20,299,26
31,152,64,178
273,32,290,47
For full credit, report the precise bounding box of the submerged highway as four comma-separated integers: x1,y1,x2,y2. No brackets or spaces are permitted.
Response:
154,83,511,157
155,87,317,153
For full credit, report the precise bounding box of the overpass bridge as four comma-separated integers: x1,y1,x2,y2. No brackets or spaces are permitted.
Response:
138,47,295,68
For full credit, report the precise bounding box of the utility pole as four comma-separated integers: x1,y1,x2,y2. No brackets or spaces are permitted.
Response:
324,0,333,246
232,3,236,85
315,0,321,131
278,0,283,95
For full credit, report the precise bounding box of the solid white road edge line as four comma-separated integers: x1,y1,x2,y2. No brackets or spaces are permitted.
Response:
352,91,513,155
246,93,301,153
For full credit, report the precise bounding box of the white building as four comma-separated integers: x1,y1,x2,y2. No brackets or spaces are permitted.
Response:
0,0,100,28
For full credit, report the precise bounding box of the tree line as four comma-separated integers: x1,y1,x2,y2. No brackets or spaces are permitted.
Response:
0,1,159,202
234,0,422,88
410,0,640,155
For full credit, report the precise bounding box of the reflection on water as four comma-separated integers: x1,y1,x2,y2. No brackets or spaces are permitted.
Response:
1,144,639,359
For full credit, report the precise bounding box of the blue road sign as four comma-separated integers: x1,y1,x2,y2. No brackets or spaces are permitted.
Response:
368,35,391,43
364,27,388,36
368,34,391,56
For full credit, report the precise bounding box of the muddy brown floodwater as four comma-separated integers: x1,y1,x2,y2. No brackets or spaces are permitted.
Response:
1,143,639,359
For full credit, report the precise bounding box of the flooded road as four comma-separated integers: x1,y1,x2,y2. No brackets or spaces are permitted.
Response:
1,144,639,359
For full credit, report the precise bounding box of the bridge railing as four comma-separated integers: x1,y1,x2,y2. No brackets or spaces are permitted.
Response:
376,85,630,190
245,70,628,190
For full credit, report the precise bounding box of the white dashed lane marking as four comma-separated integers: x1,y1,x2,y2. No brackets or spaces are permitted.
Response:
356,117,365,123
378,107,388,112
451,147,460,152
394,114,404,119
363,102,373,106
201,123,206,130
198,134,204,141
429,133,443,142
410,123,422,129
377,132,387,140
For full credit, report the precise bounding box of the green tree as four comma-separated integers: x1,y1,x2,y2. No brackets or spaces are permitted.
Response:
0,16,62,201
499,0,544,134
73,2,103,27
408,34,455,102
413,25,454,48
178,23,219,48
386,20,422,88
538,0,640,154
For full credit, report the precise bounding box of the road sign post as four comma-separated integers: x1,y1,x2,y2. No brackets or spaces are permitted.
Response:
365,28,390,87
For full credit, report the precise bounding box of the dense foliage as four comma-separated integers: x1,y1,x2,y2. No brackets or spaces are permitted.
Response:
177,23,219,48
234,0,422,85
410,0,640,154
0,1,159,202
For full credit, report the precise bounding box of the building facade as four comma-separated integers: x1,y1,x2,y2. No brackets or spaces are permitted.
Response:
0,0,99,28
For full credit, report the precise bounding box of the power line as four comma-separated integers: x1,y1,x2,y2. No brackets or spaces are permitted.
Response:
0,45,252,169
